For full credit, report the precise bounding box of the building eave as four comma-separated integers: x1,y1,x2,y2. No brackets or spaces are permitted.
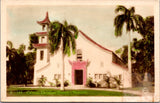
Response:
36,32,48,36
33,43,48,48
79,30,127,70
37,12,50,25
79,30,112,53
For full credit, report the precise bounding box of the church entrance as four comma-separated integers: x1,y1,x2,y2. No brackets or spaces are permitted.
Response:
75,70,83,85
69,60,88,86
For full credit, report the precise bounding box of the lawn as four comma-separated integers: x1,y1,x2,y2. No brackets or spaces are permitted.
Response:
7,87,137,96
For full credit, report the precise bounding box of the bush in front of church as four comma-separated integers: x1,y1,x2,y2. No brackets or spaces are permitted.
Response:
86,77,96,87
38,75,47,87
64,80,70,87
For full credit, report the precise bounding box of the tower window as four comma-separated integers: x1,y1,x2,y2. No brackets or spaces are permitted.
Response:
41,36,45,43
77,49,82,61
40,50,44,60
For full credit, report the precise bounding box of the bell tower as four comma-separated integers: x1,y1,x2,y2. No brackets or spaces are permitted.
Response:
33,12,50,63
33,12,50,85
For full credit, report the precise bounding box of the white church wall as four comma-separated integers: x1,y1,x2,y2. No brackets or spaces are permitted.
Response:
39,35,47,44
35,48,48,69
34,32,130,88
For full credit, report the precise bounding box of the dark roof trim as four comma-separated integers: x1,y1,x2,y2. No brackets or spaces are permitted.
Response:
79,30,128,70
36,32,48,36
79,30,112,53
33,43,48,48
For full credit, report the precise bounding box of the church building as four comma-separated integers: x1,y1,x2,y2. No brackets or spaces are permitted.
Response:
33,12,131,88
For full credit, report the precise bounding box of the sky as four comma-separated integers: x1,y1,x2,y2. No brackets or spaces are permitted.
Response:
6,4,154,52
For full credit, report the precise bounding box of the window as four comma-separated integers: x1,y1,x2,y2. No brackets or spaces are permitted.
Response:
100,62,104,67
103,74,107,79
40,50,44,60
95,74,107,80
77,49,82,61
54,74,61,79
99,74,103,79
41,36,45,43
58,74,61,79
95,74,98,79
54,74,57,79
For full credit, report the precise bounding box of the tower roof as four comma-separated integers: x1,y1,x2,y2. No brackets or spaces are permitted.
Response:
36,32,48,36
33,43,48,48
37,12,50,25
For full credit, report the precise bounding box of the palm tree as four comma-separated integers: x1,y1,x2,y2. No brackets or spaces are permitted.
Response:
114,5,143,87
17,44,26,55
6,41,14,75
49,20,78,90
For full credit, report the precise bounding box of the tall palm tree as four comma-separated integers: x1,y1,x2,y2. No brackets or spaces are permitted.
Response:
114,5,143,87
49,20,78,90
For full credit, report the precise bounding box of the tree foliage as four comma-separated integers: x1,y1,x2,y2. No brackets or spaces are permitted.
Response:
6,41,36,85
49,20,79,90
49,20,78,56
28,33,38,50
116,16,154,83
114,5,143,37
132,16,154,80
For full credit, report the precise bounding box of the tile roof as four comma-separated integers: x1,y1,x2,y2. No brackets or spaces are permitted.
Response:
36,32,48,36
37,12,50,25
33,43,48,48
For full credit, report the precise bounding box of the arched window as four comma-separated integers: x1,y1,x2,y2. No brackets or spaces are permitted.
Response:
77,49,82,61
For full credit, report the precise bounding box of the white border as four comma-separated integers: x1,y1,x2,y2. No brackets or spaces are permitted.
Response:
1,0,159,102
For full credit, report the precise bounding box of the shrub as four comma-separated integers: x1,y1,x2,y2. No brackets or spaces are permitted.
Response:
86,77,96,87
49,82,55,87
94,81,101,87
38,75,47,87
97,80,108,87
113,76,121,89
104,76,111,88
64,80,69,87
54,78,60,87
97,83,101,87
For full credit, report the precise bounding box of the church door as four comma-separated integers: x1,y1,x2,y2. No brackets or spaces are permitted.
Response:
75,70,83,85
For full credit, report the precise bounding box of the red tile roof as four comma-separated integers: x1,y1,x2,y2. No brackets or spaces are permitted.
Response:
33,43,48,48
37,12,50,25
79,30,112,53
36,32,47,36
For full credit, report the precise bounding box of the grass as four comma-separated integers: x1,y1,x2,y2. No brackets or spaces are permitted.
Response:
7,87,137,96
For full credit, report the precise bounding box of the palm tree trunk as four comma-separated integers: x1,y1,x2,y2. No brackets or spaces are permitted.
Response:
128,32,132,87
60,38,65,90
